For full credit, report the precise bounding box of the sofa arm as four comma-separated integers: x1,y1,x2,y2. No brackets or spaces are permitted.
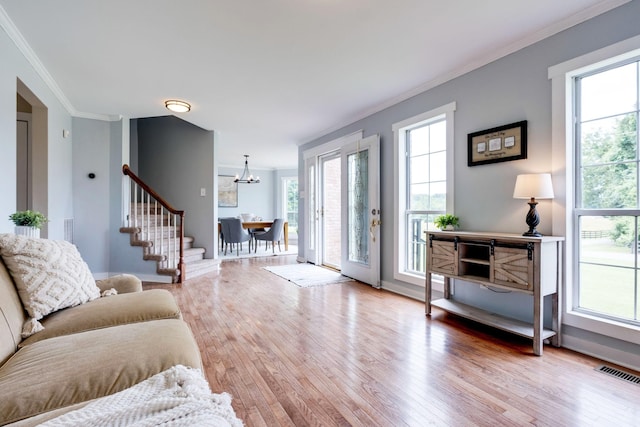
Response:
95,274,142,294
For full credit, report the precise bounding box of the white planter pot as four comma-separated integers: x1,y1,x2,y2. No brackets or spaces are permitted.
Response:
14,226,40,238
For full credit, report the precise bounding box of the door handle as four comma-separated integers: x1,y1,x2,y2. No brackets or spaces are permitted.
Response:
369,218,381,242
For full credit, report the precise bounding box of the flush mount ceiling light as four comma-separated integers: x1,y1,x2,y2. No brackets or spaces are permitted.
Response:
164,99,191,113
234,155,260,184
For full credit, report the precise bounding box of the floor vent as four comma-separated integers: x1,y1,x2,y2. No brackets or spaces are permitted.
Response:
596,365,640,385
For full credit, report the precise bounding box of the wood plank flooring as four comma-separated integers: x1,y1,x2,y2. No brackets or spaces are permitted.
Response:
146,256,640,427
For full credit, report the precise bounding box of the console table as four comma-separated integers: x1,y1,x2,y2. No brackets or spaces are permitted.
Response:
425,231,564,356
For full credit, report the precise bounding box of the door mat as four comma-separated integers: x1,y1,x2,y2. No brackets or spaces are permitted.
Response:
263,263,352,287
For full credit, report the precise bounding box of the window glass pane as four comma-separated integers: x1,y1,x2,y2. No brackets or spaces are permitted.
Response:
580,62,638,121
429,181,446,211
578,215,640,321
579,263,636,319
406,213,441,274
580,216,632,268
430,120,446,152
430,152,446,182
410,183,429,210
409,127,430,156
406,213,429,273
410,155,429,183
581,114,637,166
581,163,637,209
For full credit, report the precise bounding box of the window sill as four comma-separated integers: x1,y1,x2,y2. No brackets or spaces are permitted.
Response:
564,309,640,346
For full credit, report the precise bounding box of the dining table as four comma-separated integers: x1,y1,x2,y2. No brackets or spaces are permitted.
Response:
218,220,289,251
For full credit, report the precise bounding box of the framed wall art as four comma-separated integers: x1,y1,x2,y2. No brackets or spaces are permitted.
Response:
467,120,527,166
218,175,238,207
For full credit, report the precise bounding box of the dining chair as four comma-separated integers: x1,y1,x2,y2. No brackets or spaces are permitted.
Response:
218,217,235,251
219,218,251,255
253,218,285,253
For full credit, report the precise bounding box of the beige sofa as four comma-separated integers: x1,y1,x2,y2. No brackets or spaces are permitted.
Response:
0,247,202,425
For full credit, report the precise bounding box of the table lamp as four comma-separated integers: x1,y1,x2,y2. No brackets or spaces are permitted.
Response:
513,173,554,237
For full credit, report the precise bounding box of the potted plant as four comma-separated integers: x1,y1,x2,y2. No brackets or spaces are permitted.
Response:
9,210,48,238
434,214,459,231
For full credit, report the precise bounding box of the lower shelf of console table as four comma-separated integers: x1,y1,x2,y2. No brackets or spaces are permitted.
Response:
431,298,557,341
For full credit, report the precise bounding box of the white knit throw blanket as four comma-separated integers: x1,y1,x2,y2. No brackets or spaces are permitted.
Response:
40,365,243,427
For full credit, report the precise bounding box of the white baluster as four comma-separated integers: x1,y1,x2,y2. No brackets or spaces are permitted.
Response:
133,183,138,228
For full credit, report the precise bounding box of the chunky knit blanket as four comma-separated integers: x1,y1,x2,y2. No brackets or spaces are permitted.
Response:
40,365,243,426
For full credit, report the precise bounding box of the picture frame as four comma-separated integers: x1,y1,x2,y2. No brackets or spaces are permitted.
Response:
467,120,527,166
218,175,238,207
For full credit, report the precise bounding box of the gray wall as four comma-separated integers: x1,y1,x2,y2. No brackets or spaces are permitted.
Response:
0,23,73,240
72,117,111,273
136,116,216,258
71,117,157,277
299,1,640,366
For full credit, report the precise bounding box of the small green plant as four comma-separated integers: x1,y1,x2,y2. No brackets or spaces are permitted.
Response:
9,210,48,229
434,214,459,230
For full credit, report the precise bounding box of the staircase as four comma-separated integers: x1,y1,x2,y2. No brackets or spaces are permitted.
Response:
120,165,218,283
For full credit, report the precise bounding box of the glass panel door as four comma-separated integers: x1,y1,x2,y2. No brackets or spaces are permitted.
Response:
341,134,381,287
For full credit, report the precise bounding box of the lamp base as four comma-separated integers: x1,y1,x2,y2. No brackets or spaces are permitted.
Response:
523,200,543,237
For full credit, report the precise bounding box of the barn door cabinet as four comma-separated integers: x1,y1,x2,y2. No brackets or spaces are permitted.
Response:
425,231,564,356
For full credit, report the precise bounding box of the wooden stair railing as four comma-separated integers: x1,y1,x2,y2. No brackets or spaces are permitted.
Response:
121,164,186,283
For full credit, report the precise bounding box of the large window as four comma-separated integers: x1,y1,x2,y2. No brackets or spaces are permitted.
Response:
393,103,455,286
575,59,640,324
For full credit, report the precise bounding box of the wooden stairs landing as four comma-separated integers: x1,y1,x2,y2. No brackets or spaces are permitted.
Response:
119,227,218,283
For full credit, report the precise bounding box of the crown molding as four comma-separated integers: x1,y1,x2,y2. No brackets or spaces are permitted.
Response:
73,111,123,122
300,0,631,146
0,5,76,115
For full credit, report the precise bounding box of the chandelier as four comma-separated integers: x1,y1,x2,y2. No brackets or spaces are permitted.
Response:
234,155,260,184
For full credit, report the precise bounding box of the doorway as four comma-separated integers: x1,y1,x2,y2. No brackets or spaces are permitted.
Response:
320,153,341,269
16,109,31,211
16,79,49,237
303,133,381,287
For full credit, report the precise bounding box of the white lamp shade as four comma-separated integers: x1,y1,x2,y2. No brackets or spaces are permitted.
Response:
513,173,554,199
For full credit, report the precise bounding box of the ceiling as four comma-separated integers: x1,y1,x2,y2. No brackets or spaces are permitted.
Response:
0,1,627,170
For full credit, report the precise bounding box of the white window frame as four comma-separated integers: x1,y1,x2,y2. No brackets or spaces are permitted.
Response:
393,102,456,286
550,35,640,346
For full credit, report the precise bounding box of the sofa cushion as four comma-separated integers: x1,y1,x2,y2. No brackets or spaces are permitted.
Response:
0,319,203,425
0,234,100,336
0,258,27,366
18,289,182,348
95,274,143,294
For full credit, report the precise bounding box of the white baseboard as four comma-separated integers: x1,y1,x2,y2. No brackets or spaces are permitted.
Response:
93,272,172,284
380,278,443,302
562,334,640,372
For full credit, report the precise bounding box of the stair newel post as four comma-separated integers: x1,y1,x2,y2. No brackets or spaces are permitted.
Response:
178,211,185,284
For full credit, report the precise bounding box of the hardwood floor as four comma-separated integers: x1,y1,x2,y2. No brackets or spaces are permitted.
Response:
146,256,640,426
